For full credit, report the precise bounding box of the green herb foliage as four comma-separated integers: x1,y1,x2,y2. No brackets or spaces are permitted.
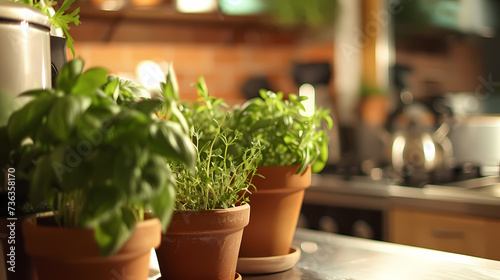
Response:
230,90,333,174
163,76,262,211
11,0,80,57
103,75,151,104
267,0,339,28
1,59,196,256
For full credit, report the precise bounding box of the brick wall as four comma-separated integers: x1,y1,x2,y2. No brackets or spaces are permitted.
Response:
66,4,335,106
69,42,334,105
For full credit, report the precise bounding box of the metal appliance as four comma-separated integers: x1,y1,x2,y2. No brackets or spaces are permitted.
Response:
448,114,500,176
0,3,52,280
0,1,52,126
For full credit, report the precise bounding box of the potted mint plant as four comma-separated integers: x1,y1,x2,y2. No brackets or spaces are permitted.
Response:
154,71,261,280
230,90,332,273
0,59,196,280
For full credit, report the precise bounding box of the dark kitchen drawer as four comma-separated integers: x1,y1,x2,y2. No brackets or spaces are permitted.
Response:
299,203,384,241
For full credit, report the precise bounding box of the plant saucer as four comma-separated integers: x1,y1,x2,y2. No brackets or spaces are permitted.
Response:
237,246,301,275
156,272,242,280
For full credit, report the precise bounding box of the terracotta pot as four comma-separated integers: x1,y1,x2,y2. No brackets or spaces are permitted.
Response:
22,217,161,280
156,204,250,280
239,165,311,257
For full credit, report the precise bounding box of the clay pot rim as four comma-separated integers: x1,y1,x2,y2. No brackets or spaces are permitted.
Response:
22,216,162,258
251,164,312,192
257,164,308,172
173,202,250,216
23,213,160,231
166,203,250,235
255,164,311,176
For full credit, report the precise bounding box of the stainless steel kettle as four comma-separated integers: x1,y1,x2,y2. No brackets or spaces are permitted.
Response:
388,88,454,179
391,122,453,177
0,1,52,126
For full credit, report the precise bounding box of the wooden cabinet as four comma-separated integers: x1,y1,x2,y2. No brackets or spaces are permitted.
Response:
72,3,302,44
389,207,500,261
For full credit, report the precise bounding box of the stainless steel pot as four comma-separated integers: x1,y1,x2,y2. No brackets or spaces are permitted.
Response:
0,1,52,126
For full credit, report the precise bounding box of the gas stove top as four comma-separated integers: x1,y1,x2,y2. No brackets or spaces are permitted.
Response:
320,162,493,189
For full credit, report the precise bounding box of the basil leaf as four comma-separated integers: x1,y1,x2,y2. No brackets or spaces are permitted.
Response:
133,99,162,115
46,95,92,141
150,121,196,170
71,68,109,96
18,89,54,98
7,95,55,145
30,155,56,205
162,64,179,100
79,185,123,228
56,58,84,93
149,177,176,232
93,208,134,257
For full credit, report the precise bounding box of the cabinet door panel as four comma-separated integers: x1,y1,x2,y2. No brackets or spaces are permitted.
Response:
389,208,488,258
486,219,500,261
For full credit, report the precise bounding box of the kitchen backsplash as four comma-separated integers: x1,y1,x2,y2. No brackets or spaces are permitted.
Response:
69,42,334,105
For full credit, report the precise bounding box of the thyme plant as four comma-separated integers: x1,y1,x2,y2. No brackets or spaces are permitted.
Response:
162,76,262,211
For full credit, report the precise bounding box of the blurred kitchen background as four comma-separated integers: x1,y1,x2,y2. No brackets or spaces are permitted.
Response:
65,0,500,259
70,0,500,182
68,0,338,103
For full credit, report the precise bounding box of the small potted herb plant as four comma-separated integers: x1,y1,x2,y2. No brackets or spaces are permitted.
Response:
230,90,332,271
0,59,196,280
154,71,261,280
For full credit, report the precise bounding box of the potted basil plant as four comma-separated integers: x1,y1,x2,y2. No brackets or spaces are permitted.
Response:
230,89,333,272
154,71,262,280
0,59,196,280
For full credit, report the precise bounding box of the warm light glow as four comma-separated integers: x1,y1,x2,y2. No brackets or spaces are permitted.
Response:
136,61,165,91
299,83,315,117
391,134,406,172
176,0,217,13
94,0,125,11
422,133,436,170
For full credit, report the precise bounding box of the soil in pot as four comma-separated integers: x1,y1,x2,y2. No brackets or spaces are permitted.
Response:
239,165,311,258
156,203,250,280
22,216,161,280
